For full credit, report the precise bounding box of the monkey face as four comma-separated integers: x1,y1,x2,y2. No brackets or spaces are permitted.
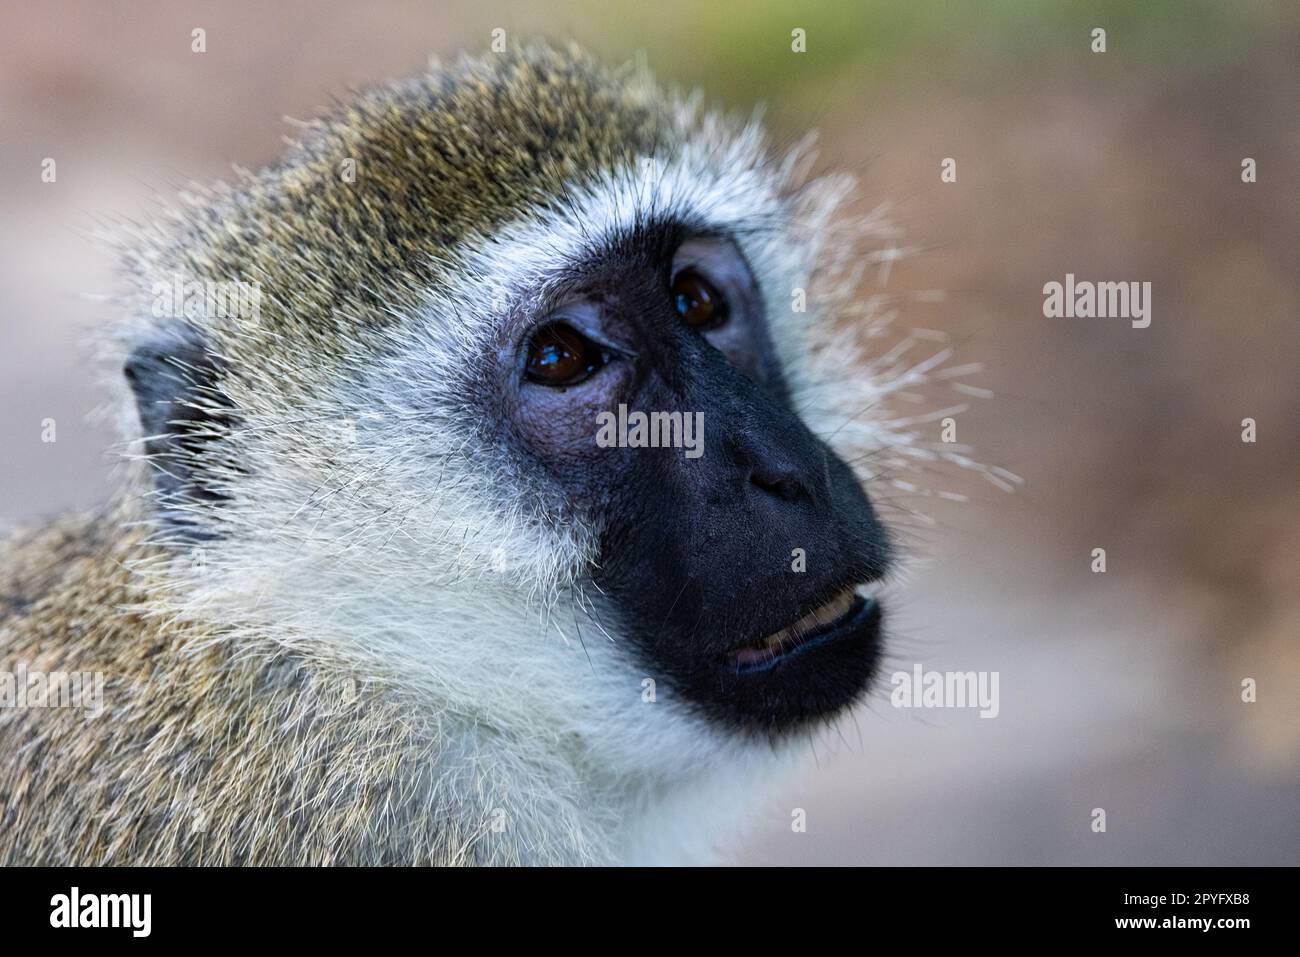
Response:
120,48,912,764
499,225,893,737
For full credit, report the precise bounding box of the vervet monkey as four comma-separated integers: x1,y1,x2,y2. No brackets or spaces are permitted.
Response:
0,43,987,865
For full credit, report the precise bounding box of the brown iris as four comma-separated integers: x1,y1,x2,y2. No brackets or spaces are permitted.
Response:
671,269,728,329
524,322,606,386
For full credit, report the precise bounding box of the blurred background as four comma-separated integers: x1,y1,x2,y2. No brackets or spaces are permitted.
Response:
1,0,1296,863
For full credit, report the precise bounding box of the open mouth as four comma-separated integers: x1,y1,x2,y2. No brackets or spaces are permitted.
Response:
725,586,881,673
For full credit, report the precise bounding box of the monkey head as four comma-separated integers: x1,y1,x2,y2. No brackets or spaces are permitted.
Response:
118,44,935,785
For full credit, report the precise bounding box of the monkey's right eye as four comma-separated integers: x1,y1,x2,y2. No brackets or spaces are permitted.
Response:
524,322,608,386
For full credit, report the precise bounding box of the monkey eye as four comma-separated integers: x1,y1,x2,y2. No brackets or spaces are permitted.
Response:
524,322,609,386
671,268,729,330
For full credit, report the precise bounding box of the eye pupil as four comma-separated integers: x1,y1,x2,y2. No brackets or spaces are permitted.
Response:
671,269,727,329
525,323,605,386
537,342,567,370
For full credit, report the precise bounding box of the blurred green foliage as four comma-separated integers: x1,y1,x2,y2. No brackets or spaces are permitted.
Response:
475,0,1295,107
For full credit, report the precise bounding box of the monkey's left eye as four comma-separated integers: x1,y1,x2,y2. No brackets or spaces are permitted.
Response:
524,322,609,386
671,269,729,330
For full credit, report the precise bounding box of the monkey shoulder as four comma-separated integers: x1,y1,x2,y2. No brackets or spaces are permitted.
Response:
0,511,496,865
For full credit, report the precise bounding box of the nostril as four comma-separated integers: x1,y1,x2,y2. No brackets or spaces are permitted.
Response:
725,429,823,504
749,465,807,502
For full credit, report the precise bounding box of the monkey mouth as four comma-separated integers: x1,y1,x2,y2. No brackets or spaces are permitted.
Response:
725,587,881,673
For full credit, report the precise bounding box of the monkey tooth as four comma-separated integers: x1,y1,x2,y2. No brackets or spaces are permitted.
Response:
731,586,870,666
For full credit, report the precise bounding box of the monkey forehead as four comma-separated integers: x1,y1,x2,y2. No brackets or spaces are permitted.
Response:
422,148,787,340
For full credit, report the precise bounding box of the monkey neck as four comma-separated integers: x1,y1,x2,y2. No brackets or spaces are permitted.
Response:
1,504,783,864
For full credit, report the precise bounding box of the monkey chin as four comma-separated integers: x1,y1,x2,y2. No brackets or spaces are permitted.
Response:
707,589,885,736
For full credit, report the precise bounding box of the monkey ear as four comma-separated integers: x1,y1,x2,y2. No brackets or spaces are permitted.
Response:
124,323,236,540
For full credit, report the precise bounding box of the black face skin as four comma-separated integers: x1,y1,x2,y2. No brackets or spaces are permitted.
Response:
502,221,893,737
